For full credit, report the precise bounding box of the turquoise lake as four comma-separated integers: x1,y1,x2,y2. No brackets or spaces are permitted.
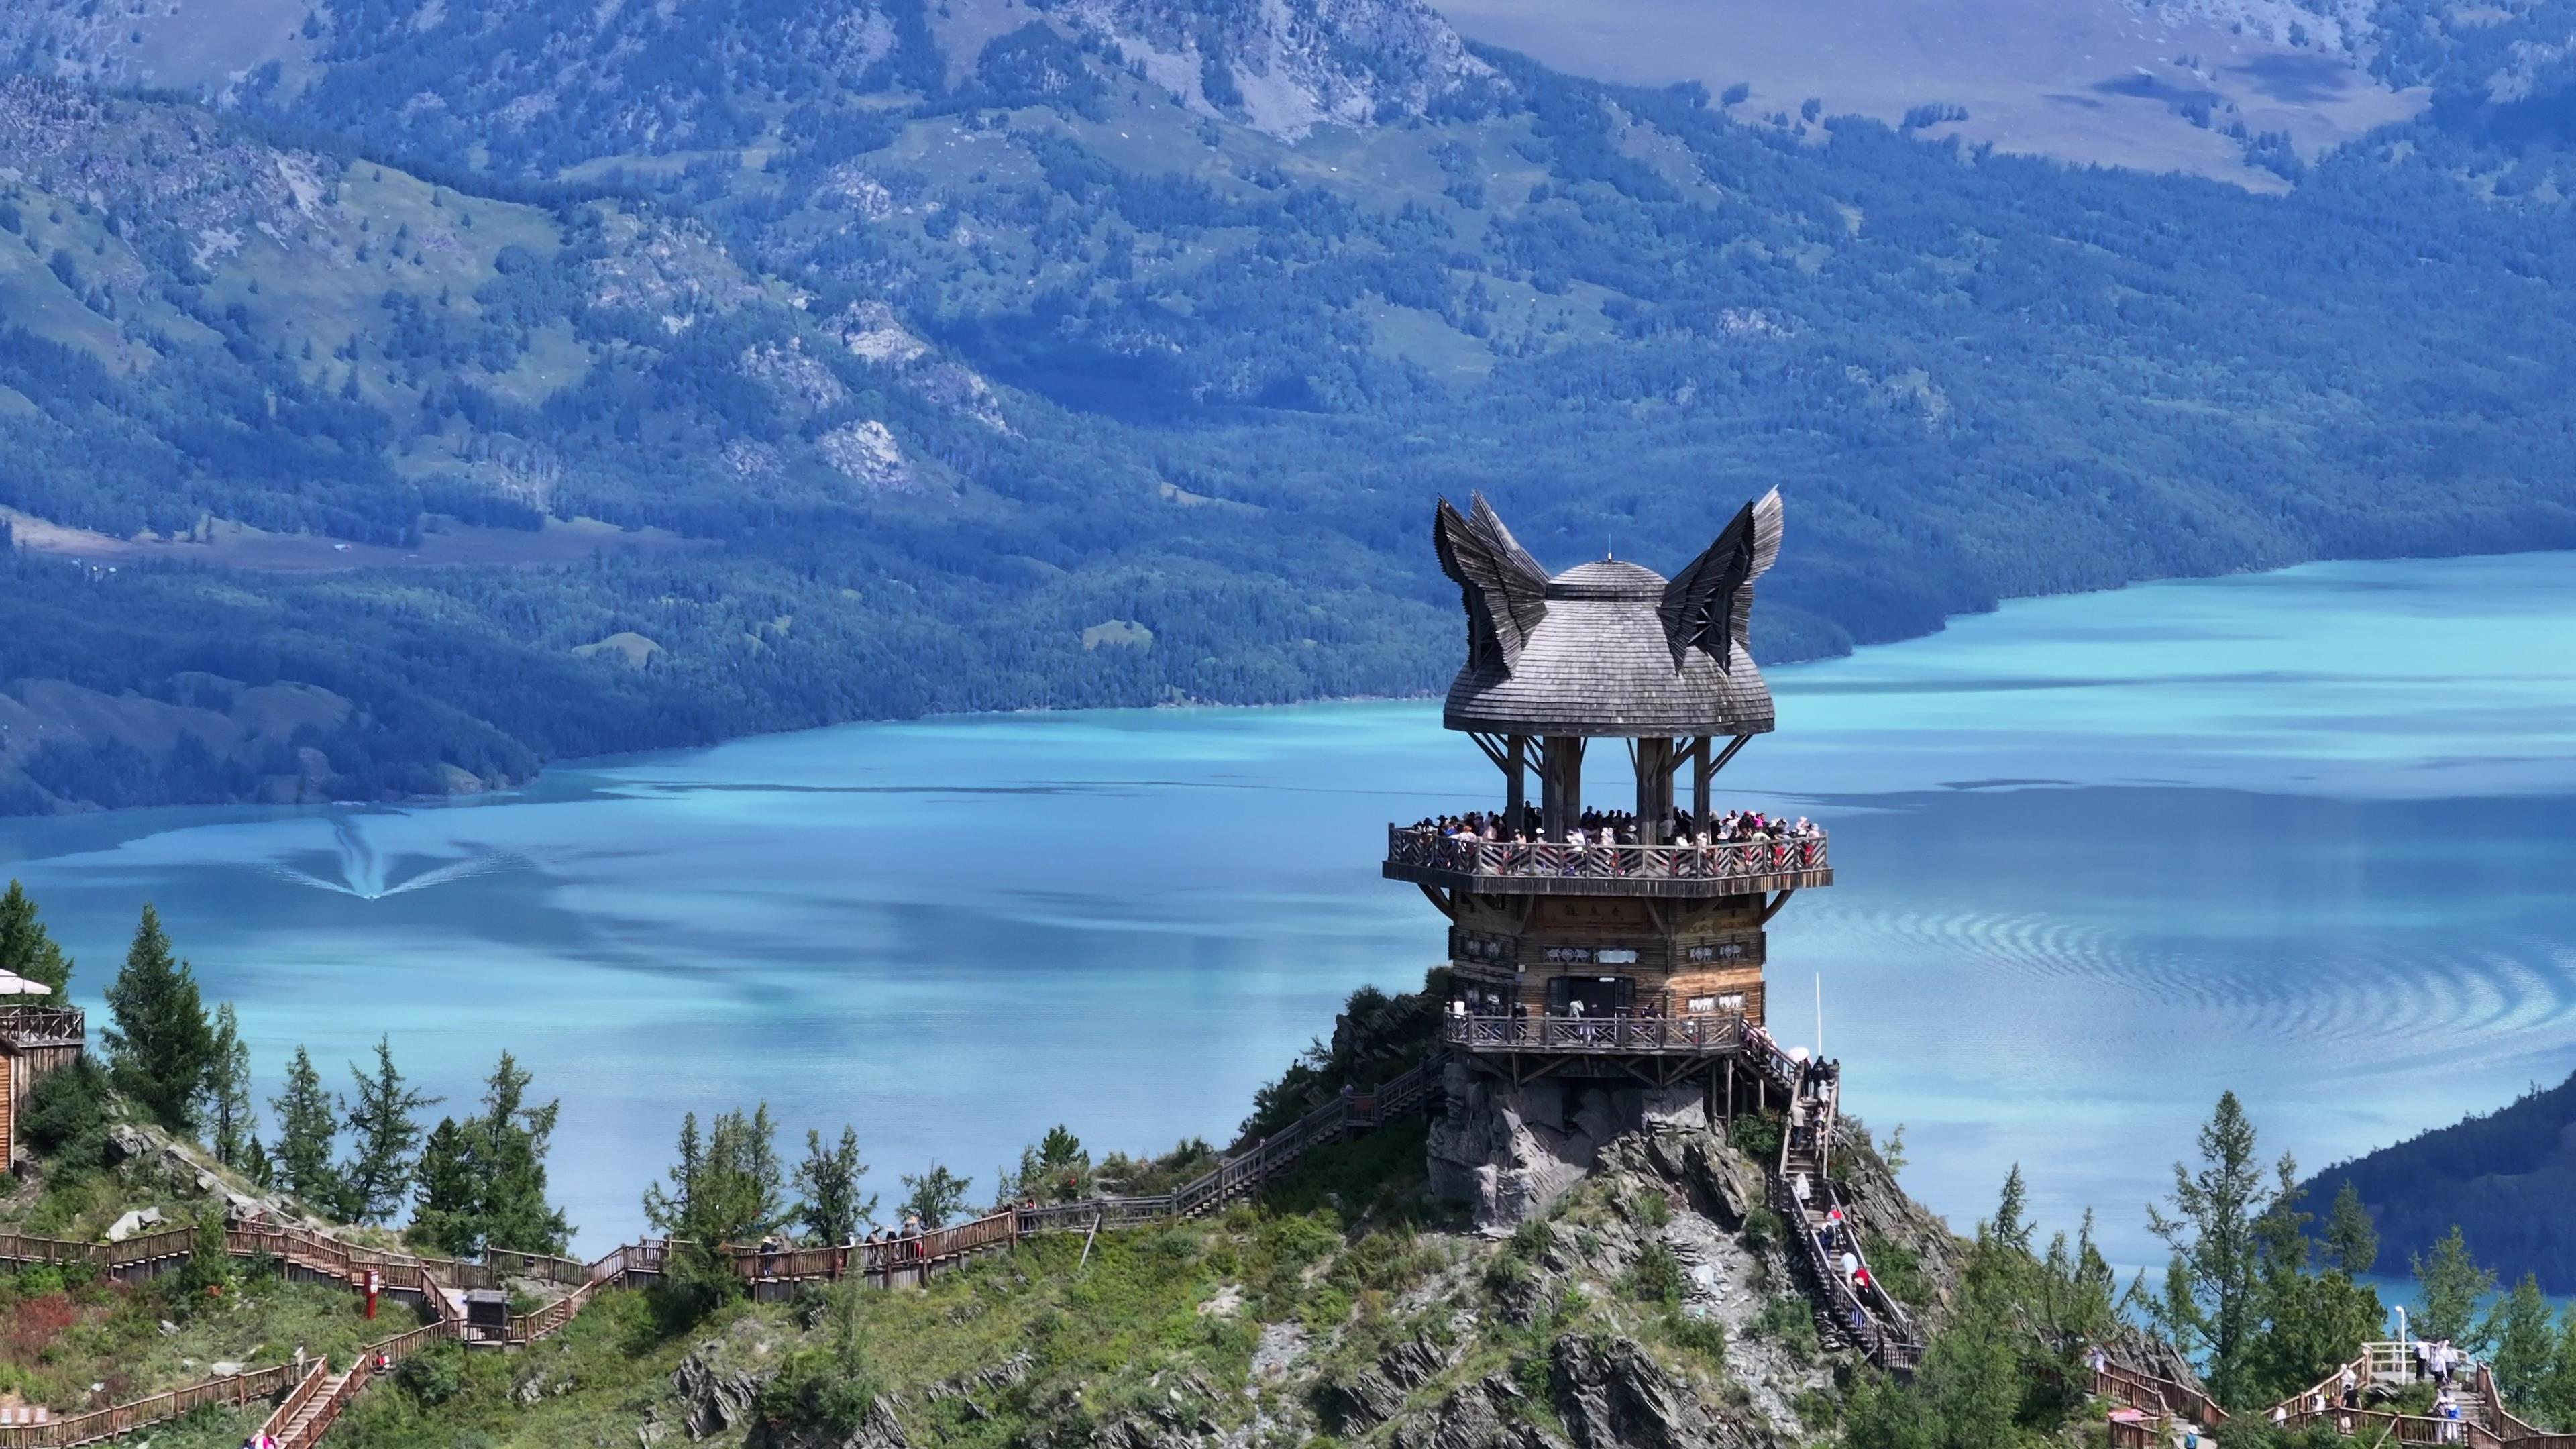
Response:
5,551,2575,1259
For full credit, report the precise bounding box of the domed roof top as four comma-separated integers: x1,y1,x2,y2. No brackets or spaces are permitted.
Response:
1431,492,1784,738
1546,559,1665,600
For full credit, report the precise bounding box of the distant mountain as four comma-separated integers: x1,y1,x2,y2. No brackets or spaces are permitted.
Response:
3,0,2576,810
2304,1071,2576,1294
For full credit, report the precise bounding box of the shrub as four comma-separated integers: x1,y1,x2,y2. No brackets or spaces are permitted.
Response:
399,1343,466,1405
1664,1311,1727,1366
1752,1297,1819,1364
21,1060,110,1167
1741,1207,1783,1252
1637,1193,1672,1229
1627,1244,1686,1306
1729,1113,1784,1164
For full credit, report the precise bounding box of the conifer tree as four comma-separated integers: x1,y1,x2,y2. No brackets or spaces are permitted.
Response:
794,1126,875,1245
269,1046,343,1214
643,1106,783,1315
2491,1273,2555,1406
2147,1091,2283,1403
103,904,216,1132
2322,1180,2378,1275
339,1036,437,1226
0,880,72,995
2416,1225,2498,1354
205,1004,254,1169
410,1052,570,1256
898,1165,972,1229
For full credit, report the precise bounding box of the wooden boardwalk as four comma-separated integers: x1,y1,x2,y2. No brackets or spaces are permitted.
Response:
2094,1340,2576,1449
0,1033,1958,1444
0,1054,1448,1448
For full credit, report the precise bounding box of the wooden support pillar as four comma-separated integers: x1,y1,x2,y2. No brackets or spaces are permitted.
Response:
1505,733,1527,835
1691,735,1713,828
1724,1055,1735,1128
1542,736,1584,841
1633,736,1666,843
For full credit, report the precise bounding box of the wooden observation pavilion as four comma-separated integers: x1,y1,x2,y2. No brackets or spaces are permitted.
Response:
1385,489,1828,1086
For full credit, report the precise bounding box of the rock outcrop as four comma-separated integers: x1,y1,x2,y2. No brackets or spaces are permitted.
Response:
1428,1062,1712,1228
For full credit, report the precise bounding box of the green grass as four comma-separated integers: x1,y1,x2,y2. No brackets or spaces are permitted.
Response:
0,1259,385,1414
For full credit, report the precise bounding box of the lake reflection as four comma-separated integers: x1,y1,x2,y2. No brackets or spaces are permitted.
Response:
4,552,2574,1256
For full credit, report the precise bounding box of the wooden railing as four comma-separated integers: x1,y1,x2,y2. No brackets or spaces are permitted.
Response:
1444,1013,1742,1053
0,1362,297,1448
0,1006,83,1046
1388,827,1827,885
2094,1363,2227,1429
0,1049,1455,1448
258,1361,331,1449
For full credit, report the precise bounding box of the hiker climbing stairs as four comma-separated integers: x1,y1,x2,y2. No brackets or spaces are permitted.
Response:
1756,1041,1921,1375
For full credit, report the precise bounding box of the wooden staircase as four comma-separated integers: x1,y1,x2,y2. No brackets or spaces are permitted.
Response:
274,1370,350,1449
1762,1044,1921,1374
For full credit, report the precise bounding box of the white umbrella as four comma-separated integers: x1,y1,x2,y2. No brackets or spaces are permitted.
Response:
0,970,53,996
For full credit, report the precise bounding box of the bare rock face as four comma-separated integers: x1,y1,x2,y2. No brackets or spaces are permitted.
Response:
747,1396,911,1449
1428,1062,1711,1228
1320,1328,1464,1432
1389,1372,1566,1449
1549,1336,1750,1449
670,1340,773,1440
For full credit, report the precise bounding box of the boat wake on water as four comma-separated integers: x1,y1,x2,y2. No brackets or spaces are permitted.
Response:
262,818,531,900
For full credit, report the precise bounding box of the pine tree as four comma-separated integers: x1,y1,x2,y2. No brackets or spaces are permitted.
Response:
0,880,72,995
643,1106,783,1316
2146,1091,2284,1403
206,1004,254,1169
270,1046,343,1213
898,1165,971,1229
794,1126,875,1245
2414,1225,2498,1354
102,904,216,1132
411,1119,481,1255
2322,1180,2378,1275
2490,1273,2555,1407
339,1036,437,1226
241,1133,274,1190
408,1053,570,1257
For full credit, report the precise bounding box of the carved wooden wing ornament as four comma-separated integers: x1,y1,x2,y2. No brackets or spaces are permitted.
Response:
1434,493,1550,673
1659,487,1783,674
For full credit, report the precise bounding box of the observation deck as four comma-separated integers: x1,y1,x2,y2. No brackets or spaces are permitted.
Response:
1382,826,1832,898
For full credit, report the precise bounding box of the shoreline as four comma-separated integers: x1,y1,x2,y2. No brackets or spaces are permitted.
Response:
5,542,2565,822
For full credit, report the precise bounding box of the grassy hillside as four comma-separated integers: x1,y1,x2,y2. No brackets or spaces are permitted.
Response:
3,0,2576,808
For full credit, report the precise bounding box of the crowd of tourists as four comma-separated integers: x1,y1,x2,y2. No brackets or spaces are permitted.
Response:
1408,807,1821,848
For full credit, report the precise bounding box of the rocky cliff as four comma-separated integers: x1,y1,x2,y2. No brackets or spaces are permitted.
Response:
650,1117,1964,1449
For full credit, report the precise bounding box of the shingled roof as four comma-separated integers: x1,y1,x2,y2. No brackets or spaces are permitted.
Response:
1434,492,1782,738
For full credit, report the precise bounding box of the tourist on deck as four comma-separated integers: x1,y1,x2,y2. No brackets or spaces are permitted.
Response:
2434,1341,2455,1387
2086,1344,2110,1379
1791,1171,1811,1208
1840,1250,1860,1285
2341,1365,2359,1408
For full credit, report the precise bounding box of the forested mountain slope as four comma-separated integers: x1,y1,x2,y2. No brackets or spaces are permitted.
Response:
2305,1071,2576,1295
4,0,2576,810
